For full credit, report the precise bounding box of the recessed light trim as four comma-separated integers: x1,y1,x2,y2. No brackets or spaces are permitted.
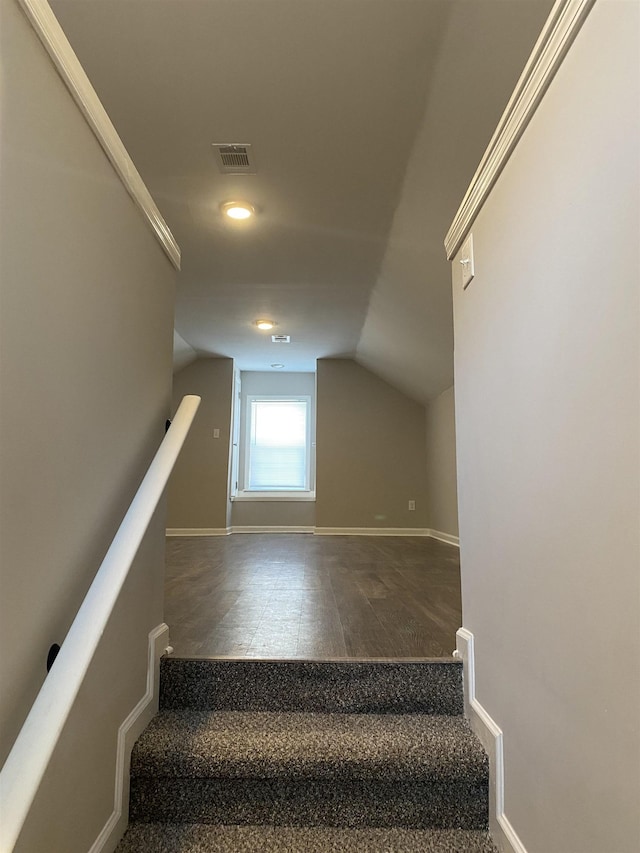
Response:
221,200,255,220
255,319,275,330
270,363,285,369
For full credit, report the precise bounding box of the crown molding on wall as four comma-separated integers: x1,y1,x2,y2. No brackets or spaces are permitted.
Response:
444,0,596,261
17,0,181,271
455,628,528,853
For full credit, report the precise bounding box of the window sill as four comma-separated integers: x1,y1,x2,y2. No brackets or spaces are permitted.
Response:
232,492,316,502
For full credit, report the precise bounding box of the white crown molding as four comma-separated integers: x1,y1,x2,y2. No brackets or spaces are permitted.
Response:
166,528,231,536
444,0,596,260
427,529,460,547
314,527,429,537
17,0,181,270
455,628,528,853
89,623,169,853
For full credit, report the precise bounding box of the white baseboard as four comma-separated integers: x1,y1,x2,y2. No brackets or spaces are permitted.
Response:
455,628,527,853
230,525,315,534
165,526,459,544
166,528,231,536
314,527,430,536
89,623,169,853
427,528,460,547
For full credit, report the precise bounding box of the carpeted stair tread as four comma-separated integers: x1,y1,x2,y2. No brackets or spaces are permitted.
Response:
131,709,486,782
128,775,489,829
116,822,499,852
125,658,492,839
160,658,462,715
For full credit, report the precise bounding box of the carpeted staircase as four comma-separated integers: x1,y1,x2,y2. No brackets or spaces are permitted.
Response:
117,659,497,852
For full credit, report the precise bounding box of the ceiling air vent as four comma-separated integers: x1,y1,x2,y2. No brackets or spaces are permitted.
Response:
212,143,256,174
272,335,291,343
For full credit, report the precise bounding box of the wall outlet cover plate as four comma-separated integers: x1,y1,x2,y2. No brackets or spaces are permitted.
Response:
461,233,475,289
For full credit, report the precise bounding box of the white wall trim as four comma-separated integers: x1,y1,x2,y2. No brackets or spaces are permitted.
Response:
314,527,430,537
427,529,460,547
231,525,315,534
233,493,316,502
165,526,460,542
455,628,528,853
444,0,596,260
17,0,181,270
89,623,169,853
166,528,231,537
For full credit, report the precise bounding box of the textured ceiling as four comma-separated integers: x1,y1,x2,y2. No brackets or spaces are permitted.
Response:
50,0,553,402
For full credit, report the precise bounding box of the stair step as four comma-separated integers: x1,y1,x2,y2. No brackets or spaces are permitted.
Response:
160,658,463,715
124,659,490,840
131,710,485,781
129,775,489,829
117,823,499,852
129,710,488,829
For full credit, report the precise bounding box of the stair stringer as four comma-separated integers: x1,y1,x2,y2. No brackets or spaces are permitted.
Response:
89,623,170,853
455,628,527,853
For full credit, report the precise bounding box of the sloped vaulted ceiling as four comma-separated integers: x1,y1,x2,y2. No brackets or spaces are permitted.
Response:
50,0,553,403
356,0,555,403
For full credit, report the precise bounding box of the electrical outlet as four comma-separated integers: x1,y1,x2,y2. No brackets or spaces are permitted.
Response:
213,428,220,439
408,500,416,511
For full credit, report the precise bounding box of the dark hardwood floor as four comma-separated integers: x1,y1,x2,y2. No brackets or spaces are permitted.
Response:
164,534,462,660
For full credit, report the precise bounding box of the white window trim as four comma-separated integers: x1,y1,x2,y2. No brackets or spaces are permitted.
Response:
241,395,313,499
233,492,316,502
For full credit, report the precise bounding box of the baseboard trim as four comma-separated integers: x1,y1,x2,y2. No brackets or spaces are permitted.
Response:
89,623,169,853
166,528,231,536
314,527,430,537
230,525,315,534
165,526,459,542
428,528,460,547
455,628,528,853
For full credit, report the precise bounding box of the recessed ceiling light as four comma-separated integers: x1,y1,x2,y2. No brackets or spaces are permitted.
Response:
221,200,255,220
271,364,285,369
255,319,275,330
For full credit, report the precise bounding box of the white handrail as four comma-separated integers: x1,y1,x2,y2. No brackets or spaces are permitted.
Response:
0,394,201,852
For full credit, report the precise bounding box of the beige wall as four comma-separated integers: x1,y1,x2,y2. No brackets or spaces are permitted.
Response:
316,359,427,529
425,385,459,537
169,362,430,532
0,1,175,850
167,358,234,529
452,3,640,851
231,500,316,528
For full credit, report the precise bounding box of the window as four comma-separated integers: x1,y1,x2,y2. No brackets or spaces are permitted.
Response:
243,396,312,494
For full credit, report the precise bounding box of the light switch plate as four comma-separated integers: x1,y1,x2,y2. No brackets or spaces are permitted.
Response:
460,233,475,289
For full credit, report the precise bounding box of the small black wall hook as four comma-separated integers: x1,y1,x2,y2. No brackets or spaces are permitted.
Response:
47,644,60,673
